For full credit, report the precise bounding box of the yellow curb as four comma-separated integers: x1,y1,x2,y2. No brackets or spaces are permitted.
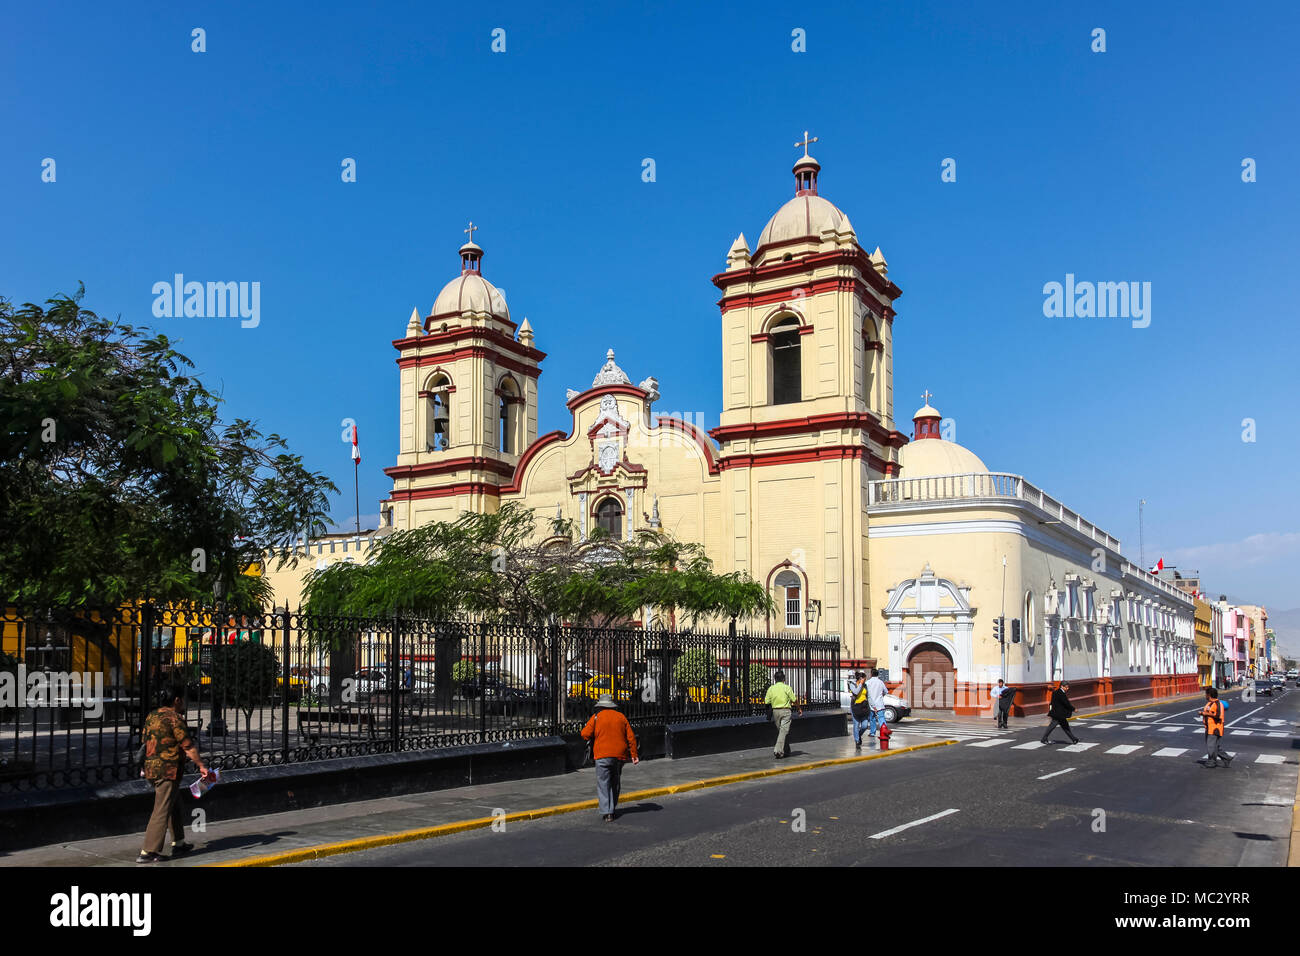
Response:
206,740,955,868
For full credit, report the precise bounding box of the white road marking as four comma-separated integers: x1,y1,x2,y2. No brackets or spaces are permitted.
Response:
1267,732,1288,738
1152,747,1188,757
1060,742,1097,753
967,738,1012,748
1230,730,1254,736
1156,705,1209,722
1127,712,1159,719
1253,754,1284,764
1124,724,1146,731
1159,726,1183,733
1089,722,1116,729
1225,705,1264,728
1105,745,1142,755
1037,768,1075,780
1013,741,1046,750
869,808,960,840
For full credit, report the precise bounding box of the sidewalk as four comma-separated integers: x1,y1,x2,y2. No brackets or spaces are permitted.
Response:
2,730,949,867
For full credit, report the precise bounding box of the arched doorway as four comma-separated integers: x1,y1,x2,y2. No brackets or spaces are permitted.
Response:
907,642,955,710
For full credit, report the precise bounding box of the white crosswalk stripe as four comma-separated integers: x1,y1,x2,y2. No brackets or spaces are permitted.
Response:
1105,744,1142,754
1089,722,1116,729
1267,732,1288,738
1231,730,1254,736
967,738,1013,748
1152,748,1188,757
1159,726,1183,733
1013,741,1046,750
1255,754,1284,764
1124,724,1146,731
1059,742,1097,753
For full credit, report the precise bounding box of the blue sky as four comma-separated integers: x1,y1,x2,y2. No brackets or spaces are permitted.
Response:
3,1,1298,610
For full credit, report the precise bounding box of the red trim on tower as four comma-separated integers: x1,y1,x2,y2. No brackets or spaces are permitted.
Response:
383,457,516,481
393,326,545,363
710,413,907,450
389,481,501,502
397,347,541,380
713,248,902,303
717,444,897,472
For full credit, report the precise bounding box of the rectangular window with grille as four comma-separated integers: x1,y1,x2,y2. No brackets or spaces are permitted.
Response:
785,589,801,628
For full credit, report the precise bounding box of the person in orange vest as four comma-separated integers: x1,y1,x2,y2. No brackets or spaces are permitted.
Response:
581,694,639,822
1198,687,1232,768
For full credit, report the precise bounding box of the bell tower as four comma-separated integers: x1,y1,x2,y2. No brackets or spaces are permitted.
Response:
384,225,545,529
710,137,906,474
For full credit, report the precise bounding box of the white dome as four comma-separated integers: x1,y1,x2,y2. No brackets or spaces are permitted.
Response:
431,272,509,322
756,195,855,251
900,439,990,477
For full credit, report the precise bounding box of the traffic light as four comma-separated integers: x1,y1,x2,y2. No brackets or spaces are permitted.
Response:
1011,619,1022,644
993,617,1004,643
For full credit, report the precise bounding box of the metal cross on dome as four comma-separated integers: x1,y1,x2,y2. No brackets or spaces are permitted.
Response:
921,389,934,405
464,221,478,243
795,130,818,156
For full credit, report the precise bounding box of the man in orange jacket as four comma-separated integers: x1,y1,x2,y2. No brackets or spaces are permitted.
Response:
581,694,639,821
1199,687,1232,768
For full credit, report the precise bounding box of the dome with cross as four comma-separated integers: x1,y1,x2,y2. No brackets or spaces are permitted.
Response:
754,132,856,263
429,223,510,326
899,392,989,477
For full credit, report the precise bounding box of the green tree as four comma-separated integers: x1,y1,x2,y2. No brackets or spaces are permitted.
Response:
0,288,336,608
208,641,280,730
674,647,719,690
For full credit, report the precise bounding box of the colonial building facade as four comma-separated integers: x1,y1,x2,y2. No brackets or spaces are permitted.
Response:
263,142,1198,714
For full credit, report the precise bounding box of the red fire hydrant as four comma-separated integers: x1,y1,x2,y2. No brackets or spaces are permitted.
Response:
879,721,892,750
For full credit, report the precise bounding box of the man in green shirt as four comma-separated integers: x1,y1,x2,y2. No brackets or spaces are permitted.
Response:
764,670,801,759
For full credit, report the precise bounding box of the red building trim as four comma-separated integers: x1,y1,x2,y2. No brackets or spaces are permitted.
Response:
713,248,902,304
564,383,648,412
397,346,542,381
653,415,721,475
711,412,907,450
389,481,500,502
498,430,567,494
383,457,515,481
718,444,883,471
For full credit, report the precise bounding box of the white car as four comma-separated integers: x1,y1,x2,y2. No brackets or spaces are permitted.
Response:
823,678,911,722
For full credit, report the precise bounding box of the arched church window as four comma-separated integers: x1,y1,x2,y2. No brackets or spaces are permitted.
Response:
770,318,802,406
498,377,521,454
774,569,802,628
425,374,451,451
594,497,623,539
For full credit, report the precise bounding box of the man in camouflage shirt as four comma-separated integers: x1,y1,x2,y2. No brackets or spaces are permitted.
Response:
138,679,209,863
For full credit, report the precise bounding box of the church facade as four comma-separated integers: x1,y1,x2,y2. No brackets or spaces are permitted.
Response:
263,142,1198,715
379,146,907,653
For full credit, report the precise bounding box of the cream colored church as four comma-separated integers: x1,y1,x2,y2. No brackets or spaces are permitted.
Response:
265,141,1197,715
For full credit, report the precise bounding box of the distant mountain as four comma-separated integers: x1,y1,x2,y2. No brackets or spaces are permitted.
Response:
1268,607,1300,665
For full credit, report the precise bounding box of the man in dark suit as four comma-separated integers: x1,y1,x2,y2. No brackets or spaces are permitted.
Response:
1040,681,1080,744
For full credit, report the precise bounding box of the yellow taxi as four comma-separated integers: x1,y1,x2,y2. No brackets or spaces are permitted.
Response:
569,674,633,701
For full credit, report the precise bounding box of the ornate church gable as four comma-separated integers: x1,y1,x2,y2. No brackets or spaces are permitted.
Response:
883,564,973,621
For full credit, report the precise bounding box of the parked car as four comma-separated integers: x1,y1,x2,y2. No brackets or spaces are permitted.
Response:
1253,679,1274,697
823,677,911,723
569,674,633,702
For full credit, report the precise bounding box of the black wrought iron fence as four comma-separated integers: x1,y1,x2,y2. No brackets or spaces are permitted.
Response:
0,605,840,792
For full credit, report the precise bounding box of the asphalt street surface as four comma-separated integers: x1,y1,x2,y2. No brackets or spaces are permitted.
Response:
298,686,1300,867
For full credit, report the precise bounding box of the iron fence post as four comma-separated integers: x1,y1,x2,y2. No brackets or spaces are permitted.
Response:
548,621,560,736
391,612,402,752
741,627,750,717
479,623,487,739
140,603,154,732
281,608,291,764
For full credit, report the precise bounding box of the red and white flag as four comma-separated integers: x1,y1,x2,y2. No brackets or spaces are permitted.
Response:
351,424,361,464
1150,557,1163,573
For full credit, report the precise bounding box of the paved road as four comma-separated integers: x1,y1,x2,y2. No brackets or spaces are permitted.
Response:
299,687,1300,867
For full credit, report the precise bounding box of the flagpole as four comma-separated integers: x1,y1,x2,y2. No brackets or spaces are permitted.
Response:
354,457,361,536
